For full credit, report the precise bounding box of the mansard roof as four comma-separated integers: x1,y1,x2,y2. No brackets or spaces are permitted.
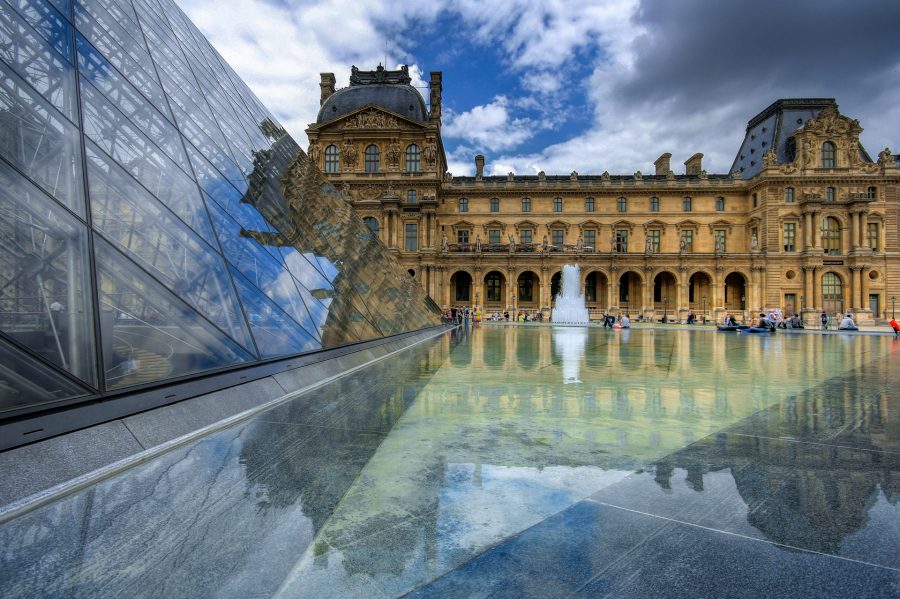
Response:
317,65,428,124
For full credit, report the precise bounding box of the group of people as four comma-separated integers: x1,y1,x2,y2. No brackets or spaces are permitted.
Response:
443,306,482,327
600,313,631,329
819,311,858,331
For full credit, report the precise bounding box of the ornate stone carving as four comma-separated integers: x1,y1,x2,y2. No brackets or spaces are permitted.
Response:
601,171,610,181
358,184,382,200
350,64,411,85
307,143,321,165
342,139,357,170
341,109,400,130
730,170,741,179
878,147,894,166
340,182,352,199
423,140,437,167
803,105,860,136
634,171,643,181
441,234,448,254
387,139,401,169
762,149,777,168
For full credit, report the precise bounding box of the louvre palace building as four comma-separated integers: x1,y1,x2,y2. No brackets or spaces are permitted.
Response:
306,66,900,324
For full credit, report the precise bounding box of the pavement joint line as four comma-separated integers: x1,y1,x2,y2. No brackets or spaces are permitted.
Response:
0,327,450,525
724,431,900,456
588,500,900,573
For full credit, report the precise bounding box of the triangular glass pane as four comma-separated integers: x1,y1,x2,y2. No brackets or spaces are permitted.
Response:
279,247,333,293
0,159,98,386
229,267,321,359
93,237,252,390
292,278,330,340
0,334,90,415
85,142,254,355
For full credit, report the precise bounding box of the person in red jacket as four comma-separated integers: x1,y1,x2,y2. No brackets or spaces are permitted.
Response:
890,318,900,337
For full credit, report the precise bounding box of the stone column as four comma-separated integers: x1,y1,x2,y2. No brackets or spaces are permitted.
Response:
850,211,860,250
812,211,821,249
804,212,813,249
608,269,617,311
803,266,815,311
859,210,869,248
858,265,868,310
849,267,859,310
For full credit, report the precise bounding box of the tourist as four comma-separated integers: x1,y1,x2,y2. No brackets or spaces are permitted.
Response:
838,313,858,331
724,314,737,326
820,312,828,330
474,307,481,327
621,314,631,328
463,307,470,328
889,317,900,337
790,314,803,329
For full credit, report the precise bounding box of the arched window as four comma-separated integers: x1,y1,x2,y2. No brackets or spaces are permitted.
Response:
826,186,835,202
405,144,420,172
822,141,836,168
521,197,531,212
584,197,595,212
785,187,794,203
324,144,340,173
490,197,499,212
617,197,627,212
363,217,379,236
682,196,692,212
407,190,417,204
364,144,380,172
553,197,563,212
650,197,659,212
822,272,843,312
458,197,468,212
821,217,841,255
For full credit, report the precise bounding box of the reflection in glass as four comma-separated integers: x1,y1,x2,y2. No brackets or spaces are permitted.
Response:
94,237,252,390
0,61,84,215
86,142,254,353
0,160,97,386
0,334,88,414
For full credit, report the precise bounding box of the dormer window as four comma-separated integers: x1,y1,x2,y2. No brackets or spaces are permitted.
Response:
822,141,836,168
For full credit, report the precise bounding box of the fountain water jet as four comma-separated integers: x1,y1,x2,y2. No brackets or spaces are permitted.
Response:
551,264,590,323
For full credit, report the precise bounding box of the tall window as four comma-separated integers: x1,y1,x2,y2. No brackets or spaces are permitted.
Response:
404,223,418,251
521,197,531,212
822,272,842,307
716,196,725,211
585,197,595,212
520,229,533,244
615,229,628,253
324,144,340,172
714,229,726,252
488,229,501,244
551,229,564,246
647,230,660,253
406,190,416,204
682,196,692,212
405,143,420,172
459,197,468,212
785,187,794,203
784,222,796,252
868,223,879,250
364,144,380,172
457,230,469,244
826,186,835,202
553,197,563,212
617,197,627,212
490,197,499,212
821,217,841,255
868,186,877,199
752,193,758,208
363,217,378,236
650,196,659,212
584,229,596,249
681,230,693,252
486,272,501,302
822,141,836,168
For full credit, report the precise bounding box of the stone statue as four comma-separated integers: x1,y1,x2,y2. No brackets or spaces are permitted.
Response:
877,147,893,166
307,143,320,164
423,140,437,167
475,235,482,253
679,235,686,254
576,234,583,252
751,231,758,251
645,235,653,254
542,235,548,252
387,139,401,168
847,142,859,166
762,149,777,168
441,233,448,253
803,139,813,167
342,139,357,169
715,235,725,254
340,182,352,199
508,234,516,254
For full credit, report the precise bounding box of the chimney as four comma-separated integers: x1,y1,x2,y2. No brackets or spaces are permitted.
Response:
475,154,485,179
654,153,672,175
319,73,335,106
429,71,442,121
685,153,704,175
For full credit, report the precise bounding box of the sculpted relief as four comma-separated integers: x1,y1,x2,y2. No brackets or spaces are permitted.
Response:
341,108,400,130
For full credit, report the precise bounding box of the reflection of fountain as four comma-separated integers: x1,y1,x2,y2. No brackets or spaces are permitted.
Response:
553,326,587,384
551,264,589,323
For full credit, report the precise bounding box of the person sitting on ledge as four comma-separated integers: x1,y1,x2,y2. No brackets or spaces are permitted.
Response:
724,314,737,326
839,313,858,331
890,318,900,337
620,314,631,328
789,314,803,329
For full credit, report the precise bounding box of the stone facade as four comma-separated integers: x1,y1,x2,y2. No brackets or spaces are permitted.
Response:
307,69,900,324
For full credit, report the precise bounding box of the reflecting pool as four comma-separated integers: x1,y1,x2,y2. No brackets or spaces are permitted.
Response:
1,327,898,597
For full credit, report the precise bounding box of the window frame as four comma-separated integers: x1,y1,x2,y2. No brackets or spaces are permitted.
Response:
458,197,468,212
715,196,725,212
405,143,420,172
650,196,659,212
682,196,692,212
521,197,531,212
406,189,416,204
822,141,836,168
324,144,340,173
584,196,595,212
364,144,380,172
553,197,563,213
785,187,794,203
821,216,841,255
404,222,418,251
490,197,499,212
617,197,627,213
783,222,796,252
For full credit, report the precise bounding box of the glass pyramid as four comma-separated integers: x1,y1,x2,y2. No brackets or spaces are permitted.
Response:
0,0,440,418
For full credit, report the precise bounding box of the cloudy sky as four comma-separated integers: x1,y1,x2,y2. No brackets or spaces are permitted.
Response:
178,0,900,177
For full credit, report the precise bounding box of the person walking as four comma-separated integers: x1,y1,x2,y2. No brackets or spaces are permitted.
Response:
820,311,828,330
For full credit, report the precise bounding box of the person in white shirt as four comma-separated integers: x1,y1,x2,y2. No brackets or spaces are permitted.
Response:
621,314,631,328
838,313,858,330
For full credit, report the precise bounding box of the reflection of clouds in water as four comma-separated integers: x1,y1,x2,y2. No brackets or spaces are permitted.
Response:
438,464,630,556
553,326,588,384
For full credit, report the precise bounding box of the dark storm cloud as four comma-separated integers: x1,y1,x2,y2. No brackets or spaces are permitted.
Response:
622,0,900,134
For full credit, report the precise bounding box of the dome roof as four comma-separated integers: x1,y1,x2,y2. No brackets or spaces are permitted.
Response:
317,66,428,124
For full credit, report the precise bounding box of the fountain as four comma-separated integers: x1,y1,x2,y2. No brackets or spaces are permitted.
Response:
551,264,590,323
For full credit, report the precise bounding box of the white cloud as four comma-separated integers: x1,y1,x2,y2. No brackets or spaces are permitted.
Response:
443,96,535,151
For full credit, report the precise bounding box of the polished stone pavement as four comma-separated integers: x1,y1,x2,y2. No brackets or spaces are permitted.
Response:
0,328,898,598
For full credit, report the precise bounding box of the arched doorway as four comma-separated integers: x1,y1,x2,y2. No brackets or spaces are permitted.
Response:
483,270,506,311
618,271,643,315
550,271,562,303
585,271,608,310
517,271,539,309
822,271,844,315
724,272,747,315
689,272,712,316
450,271,472,304
653,272,677,321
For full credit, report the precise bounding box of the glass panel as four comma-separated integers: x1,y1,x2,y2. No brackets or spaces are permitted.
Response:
77,36,188,170
6,0,71,62
79,79,214,242
0,333,89,414
229,266,319,358
93,236,252,390
0,60,84,215
75,0,157,78
0,1,76,119
85,141,254,354
0,159,97,385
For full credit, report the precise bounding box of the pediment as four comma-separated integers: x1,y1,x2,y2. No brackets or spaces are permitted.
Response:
482,220,507,232
515,220,539,231
642,219,668,230
707,219,734,231
675,219,701,230
611,219,634,232
546,219,569,231
451,220,475,231
578,219,601,229
312,104,428,132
